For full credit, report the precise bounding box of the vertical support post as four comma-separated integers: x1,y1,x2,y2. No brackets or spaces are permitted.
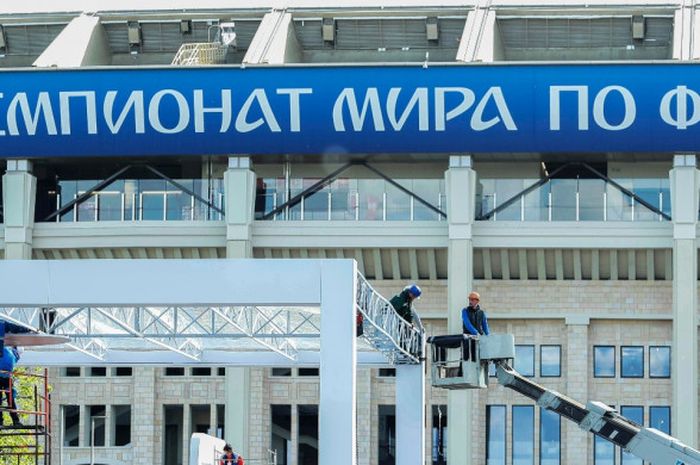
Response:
131,367,158,465
319,260,357,465
670,154,699,447
396,364,425,465
565,316,589,465
226,368,250,455
2,159,36,259
445,155,476,465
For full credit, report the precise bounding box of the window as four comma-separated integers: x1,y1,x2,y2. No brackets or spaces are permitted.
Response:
514,345,535,377
217,367,226,376
378,405,396,465
191,367,211,376
540,345,561,377
512,406,534,465
63,405,80,447
621,346,644,378
298,368,319,377
650,406,671,435
649,346,671,378
298,405,319,465
87,405,106,447
620,407,643,465
112,405,131,446
594,346,615,377
431,405,447,465
272,368,292,377
165,367,185,376
164,405,184,465
63,367,81,377
190,405,210,434
114,367,132,376
90,367,107,377
540,408,560,465
216,405,225,439
486,405,506,465
378,368,396,377
271,405,291,465
594,435,615,465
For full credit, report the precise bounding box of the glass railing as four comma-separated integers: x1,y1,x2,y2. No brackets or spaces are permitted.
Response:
477,178,670,222
40,178,225,222
256,178,446,221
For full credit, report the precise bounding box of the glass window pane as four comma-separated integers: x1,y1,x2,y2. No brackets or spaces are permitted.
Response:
540,346,561,377
650,406,671,435
113,405,131,446
190,404,210,435
272,368,292,377
141,193,165,220
512,406,534,465
87,405,106,447
298,405,319,465
515,345,535,377
164,405,184,465
63,405,80,447
378,405,396,465
298,368,319,377
486,405,506,465
358,179,385,221
216,404,225,439
412,179,443,220
329,179,355,220
432,405,447,465
620,406,643,465
649,346,671,378
550,179,577,221
97,192,122,221
621,346,644,378
165,367,184,376
578,179,605,220
271,405,292,465
540,408,560,465
594,346,615,377
594,436,615,465
385,181,410,220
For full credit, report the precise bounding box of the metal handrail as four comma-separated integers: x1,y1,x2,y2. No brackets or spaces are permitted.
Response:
172,42,228,65
355,274,424,364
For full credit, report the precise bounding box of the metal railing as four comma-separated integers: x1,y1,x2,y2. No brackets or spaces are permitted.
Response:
172,43,228,65
355,274,424,364
477,178,671,222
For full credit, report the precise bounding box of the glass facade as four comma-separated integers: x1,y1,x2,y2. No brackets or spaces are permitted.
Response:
486,405,506,465
594,346,616,377
512,406,534,465
540,408,560,465
621,346,644,378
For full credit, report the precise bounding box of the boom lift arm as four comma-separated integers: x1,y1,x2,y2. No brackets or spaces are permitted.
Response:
428,334,700,465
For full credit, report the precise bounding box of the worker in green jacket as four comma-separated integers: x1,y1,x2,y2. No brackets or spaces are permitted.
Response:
389,284,422,324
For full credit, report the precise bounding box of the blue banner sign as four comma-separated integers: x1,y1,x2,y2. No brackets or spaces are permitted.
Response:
0,64,699,157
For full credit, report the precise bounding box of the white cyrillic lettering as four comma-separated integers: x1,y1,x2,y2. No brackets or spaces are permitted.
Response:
660,85,700,129
549,86,588,130
471,87,517,131
59,91,97,135
7,92,57,136
148,90,190,134
593,86,635,131
434,87,475,131
332,88,385,131
194,89,232,133
235,89,281,133
386,88,429,131
104,91,145,134
277,88,312,132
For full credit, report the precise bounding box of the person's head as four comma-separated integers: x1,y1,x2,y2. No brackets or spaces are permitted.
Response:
224,444,232,453
468,291,480,307
405,284,422,301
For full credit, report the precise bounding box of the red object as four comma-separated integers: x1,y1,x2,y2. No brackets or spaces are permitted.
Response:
237,456,244,465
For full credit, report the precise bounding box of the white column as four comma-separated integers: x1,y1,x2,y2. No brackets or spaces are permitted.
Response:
225,156,255,258
224,155,255,457
225,368,250,455
356,368,372,465
396,364,426,465
319,260,357,465
446,155,476,464
670,154,699,447
565,316,589,464
2,159,36,259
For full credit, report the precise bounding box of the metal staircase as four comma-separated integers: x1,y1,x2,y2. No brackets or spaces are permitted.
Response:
355,274,425,364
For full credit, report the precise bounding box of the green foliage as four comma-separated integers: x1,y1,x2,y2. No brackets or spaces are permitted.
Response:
0,367,49,465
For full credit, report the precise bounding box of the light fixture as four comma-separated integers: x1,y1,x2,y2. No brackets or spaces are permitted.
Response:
322,17,335,43
426,17,439,41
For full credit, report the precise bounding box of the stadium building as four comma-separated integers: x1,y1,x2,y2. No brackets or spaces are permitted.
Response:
0,1,696,465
